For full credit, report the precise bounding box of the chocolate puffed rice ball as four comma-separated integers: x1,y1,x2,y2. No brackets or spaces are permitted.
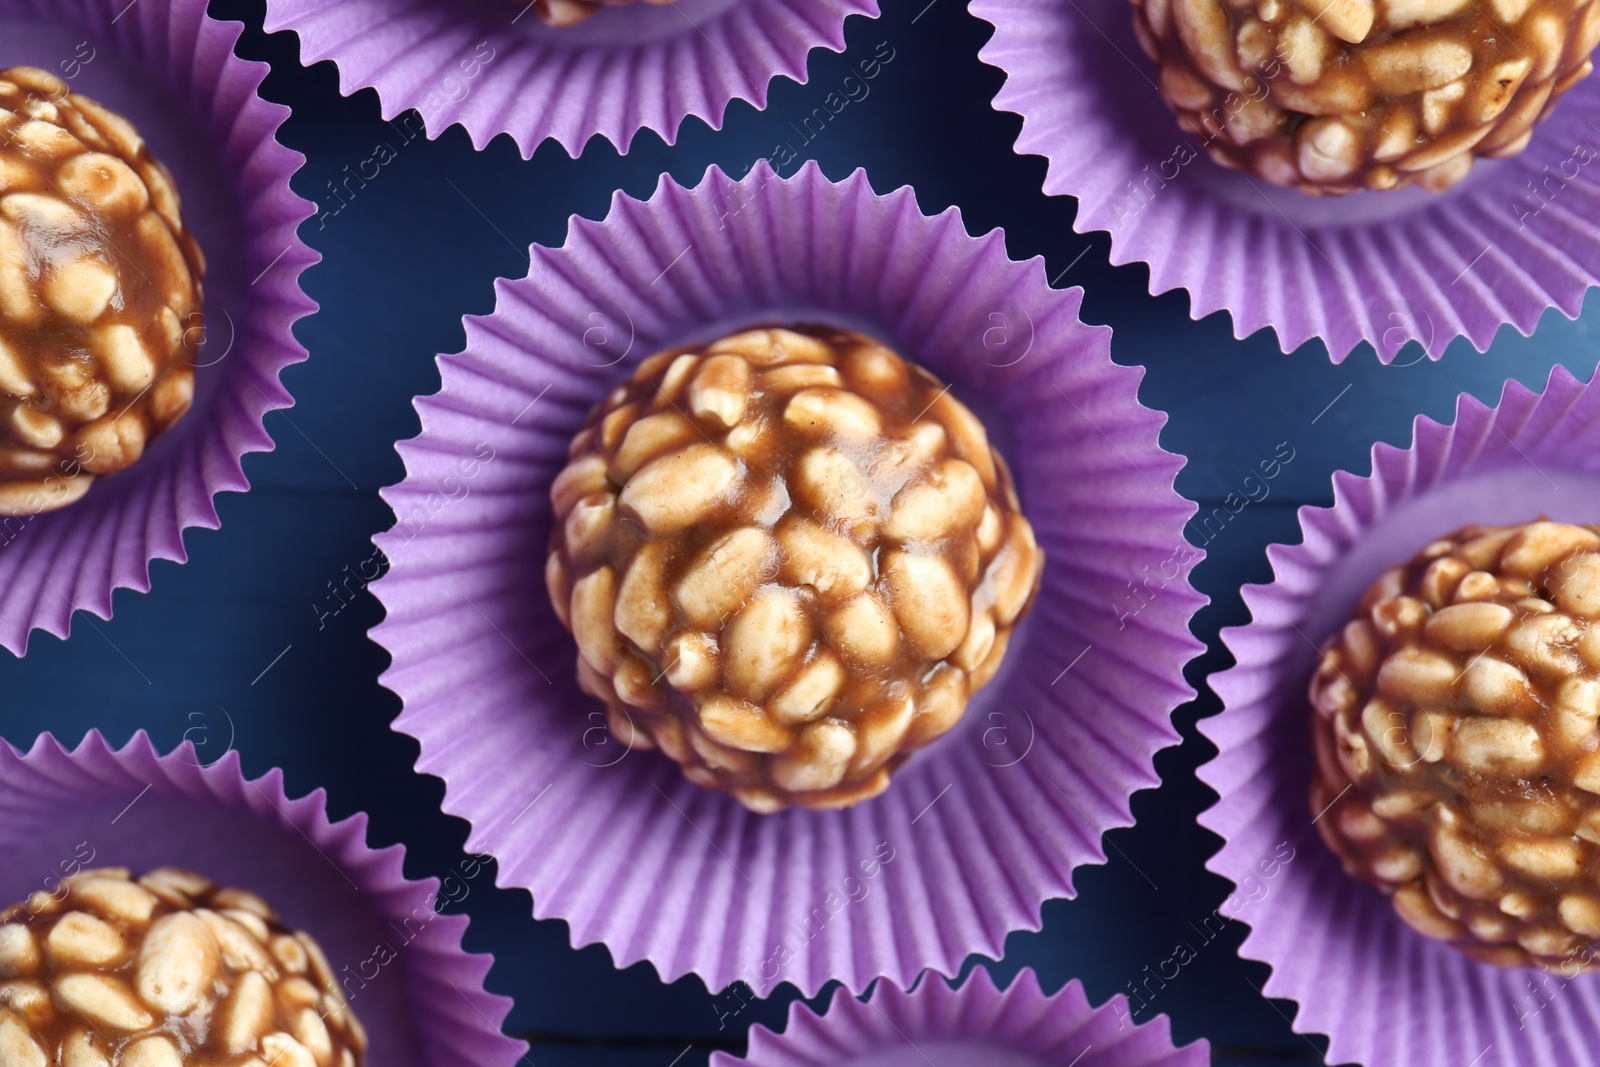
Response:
1311,521,1600,970
0,67,205,516
1133,0,1600,192
0,866,367,1065
525,0,676,28
546,326,1045,813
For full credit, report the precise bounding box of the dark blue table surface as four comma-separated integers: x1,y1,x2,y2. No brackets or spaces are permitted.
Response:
3,0,1599,1062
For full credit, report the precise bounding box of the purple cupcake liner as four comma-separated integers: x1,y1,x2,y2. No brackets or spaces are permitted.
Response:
369,161,1207,998
973,0,1600,363
0,0,317,655
262,0,878,158
1200,364,1600,1067
714,967,1209,1067
0,730,521,1066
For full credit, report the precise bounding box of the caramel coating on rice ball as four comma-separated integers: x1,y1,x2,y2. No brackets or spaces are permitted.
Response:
0,67,205,517
0,866,368,1065
1132,0,1600,193
528,0,675,27
546,326,1045,813
1311,521,1600,970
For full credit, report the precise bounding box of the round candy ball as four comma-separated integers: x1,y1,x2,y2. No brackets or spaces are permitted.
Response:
528,0,676,27
0,866,367,1065
1132,0,1600,192
1311,520,1600,969
0,67,205,516
546,326,1044,812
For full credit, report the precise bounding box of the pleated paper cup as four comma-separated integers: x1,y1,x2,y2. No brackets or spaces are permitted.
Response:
262,0,878,158
369,161,1207,998
0,731,521,1066
973,0,1600,362
715,967,1209,1067
0,0,317,655
1201,364,1600,1067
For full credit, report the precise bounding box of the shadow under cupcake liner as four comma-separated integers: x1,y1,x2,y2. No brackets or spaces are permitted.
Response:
714,967,1209,1067
369,161,1207,999
0,731,521,1066
1201,364,1600,1067
973,0,1600,363
263,0,878,157
0,0,318,655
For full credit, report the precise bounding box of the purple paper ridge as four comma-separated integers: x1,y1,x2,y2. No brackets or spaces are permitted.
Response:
0,0,318,655
715,967,1209,1067
974,0,1600,363
264,0,880,157
0,730,522,1067
1202,364,1600,1067
370,160,1208,999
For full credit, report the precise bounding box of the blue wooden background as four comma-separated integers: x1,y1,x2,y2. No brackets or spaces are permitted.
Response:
2,0,1598,1061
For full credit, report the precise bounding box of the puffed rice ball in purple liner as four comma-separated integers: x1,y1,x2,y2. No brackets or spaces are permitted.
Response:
0,66,204,516
546,325,1045,813
1312,520,1600,972
0,865,368,1065
510,0,677,28
1132,0,1600,192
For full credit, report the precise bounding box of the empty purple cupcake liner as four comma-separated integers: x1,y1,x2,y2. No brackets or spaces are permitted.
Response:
714,967,1209,1067
369,160,1207,999
263,0,878,158
1201,363,1600,1067
0,0,318,655
973,0,1600,363
0,731,521,1066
